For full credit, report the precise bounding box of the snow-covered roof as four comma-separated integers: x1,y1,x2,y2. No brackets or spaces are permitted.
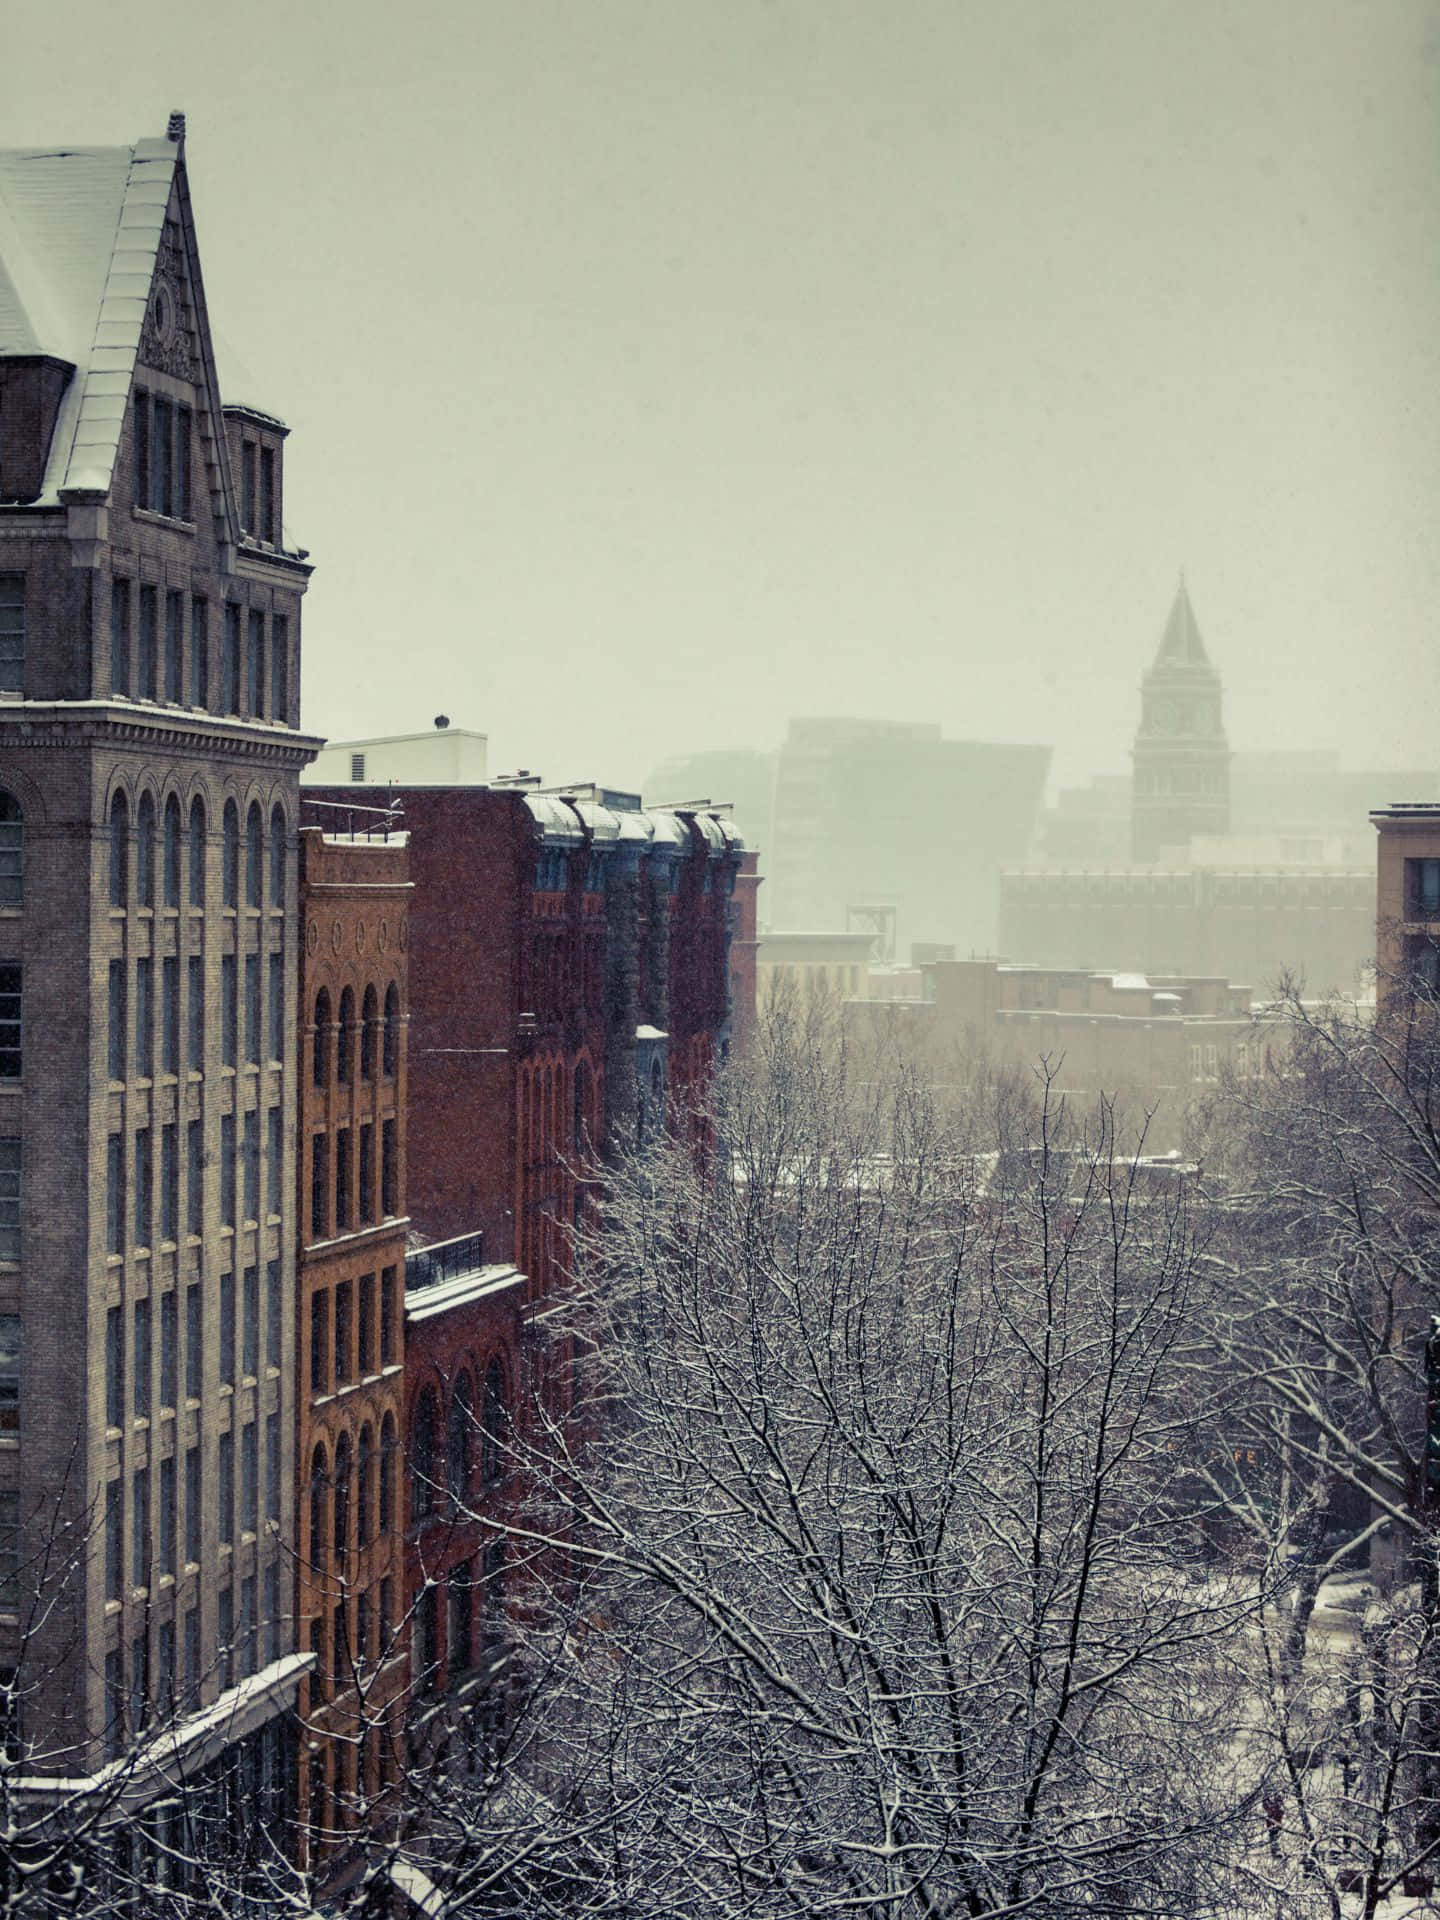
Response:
0,135,182,504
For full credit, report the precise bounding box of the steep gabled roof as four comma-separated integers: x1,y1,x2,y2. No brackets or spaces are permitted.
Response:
1153,577,1212,669
0,134,179,503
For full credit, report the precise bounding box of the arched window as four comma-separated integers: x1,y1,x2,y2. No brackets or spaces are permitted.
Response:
245,803,263,910
309,1444,328,1574
379,1413,397,1534
337,987,354,1085
448,1373,473,1506
187,798,206,907
108,791,128,908
383,983,400,1077
360,985,378,1081
333,1432,351,1565
481,1359,506,1487
269,806,286,909
312,989,331,1087
136,793,155,908
357,1424,374,1550
162,795,181,909
0,791,22,908
412,1387,436,1523
222,801,239,909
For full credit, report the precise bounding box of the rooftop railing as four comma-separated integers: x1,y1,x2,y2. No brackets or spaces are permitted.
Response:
405,1229,486,1293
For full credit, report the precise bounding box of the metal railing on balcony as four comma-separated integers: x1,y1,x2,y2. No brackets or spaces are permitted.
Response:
300,796,406,840
405,1230,486,1293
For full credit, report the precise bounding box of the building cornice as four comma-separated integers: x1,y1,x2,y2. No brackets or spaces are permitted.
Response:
0,701,322,767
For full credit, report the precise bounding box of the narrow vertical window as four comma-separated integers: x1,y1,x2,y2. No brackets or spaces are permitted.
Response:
246,803,263,909
271,615,288,723
152,396,172,515
266,1105,282,1216
334,1279,352,1386
109,790,129,906
0,1314,17,1434
223,606,241,714
379,1415,396,1532
0,964,20,1079
243,1110,259,1223
221,1113,236,1230
360,986,377,1080
186,1118,202,1236
185,1282,202,1399
138,586,157,700
105,1482,122,1599
218,1431,234,1545
269,805,286,907
187,954,204,1068
185,1446,200,1563
160,1122,177,1242
241,441,257,533
244,952,260,1062
265,1259,281,1371
337,987,353,1085
176,405,192,521
335,1126,352,1229
268,952,284,1063
106,1135,124,1254
246,612,264,718
358,1272,374,1377
110,579,130,697
190,597,208,708
380,1267,396,1368
106,1305,124,1427
162,796,181,908
266,1410,280,1522
135,794,155,907
220,1268,235,1387
312,990,331,1086
0,577,20,695
310,1289,329,1395
359,1121,373,1223
222,801,239,907
383,983,400,1076
0,1143,17,1263
187,796,206,907
264,1560,279,1666
164,591,183,702
382,1118,397,1217
218,1586,234,1689
132,392,150,516
135,957,153,1078
242,1422,257,1534
132,1466,149,1590
310,1133,328,1241
259,445,275,543
221,954,237,1068
159,1455,176,1577
160,1287,177,1409
107,960,126,1081
242,1264,257,1379
132,1296,150,1418
0,793,22,906
162,955,178,1074
133,1127,152,1247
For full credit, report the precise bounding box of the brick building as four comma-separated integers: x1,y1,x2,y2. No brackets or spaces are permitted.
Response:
0,118,317,1825
295,817,410,1850
1372,803,1440,1001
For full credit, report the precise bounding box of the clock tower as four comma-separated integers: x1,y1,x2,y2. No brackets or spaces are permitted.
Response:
1130,579,1230,863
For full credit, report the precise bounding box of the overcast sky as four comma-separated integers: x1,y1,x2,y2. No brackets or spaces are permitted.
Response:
7,1,1439,793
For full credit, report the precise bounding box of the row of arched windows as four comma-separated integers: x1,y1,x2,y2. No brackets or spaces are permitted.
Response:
308,1413,399,1577
411,1358,507,1527
312,984,401,1087
109,793,286,912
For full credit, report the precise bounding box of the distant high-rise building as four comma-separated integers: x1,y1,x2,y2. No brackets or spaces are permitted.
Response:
1130,581,1230,863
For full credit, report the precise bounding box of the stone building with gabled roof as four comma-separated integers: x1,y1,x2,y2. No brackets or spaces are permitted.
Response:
0,115,319,1849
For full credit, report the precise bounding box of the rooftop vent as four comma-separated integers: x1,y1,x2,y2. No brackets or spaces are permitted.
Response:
434,714,450,730
167,112,186,143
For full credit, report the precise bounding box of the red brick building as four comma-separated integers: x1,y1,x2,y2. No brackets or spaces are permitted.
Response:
295,817,410,1850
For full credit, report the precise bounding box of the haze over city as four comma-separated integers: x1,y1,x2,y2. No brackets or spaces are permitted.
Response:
5,0,1437,794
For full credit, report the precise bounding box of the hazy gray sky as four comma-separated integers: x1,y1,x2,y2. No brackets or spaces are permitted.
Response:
8,1,1439,792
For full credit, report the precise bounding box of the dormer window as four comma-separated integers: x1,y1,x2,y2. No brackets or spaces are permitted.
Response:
132,389,192,521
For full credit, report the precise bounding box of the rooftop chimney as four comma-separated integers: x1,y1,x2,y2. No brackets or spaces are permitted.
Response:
167,112,186,144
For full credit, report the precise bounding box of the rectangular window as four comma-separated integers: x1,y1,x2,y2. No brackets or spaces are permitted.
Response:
335,1127,351,1230
265,1257,281,1372
241,1572,257,1678
0,963,19,1078
160,1286,176,1409
358,1272,374,1377
184,1606,200,1708
243,1109,259,1223
138,585,157,700
310,1288,328,1396
186,1118,202,1237
220,1268,235,1386
223,604,241,714
242,441,256,533
152,396,171,517
244,953,259,1064
264,1560,279,1666
162,955,178,1075
159,1454,176,1577
106,1304,124,1428
242,1264,257,1379
176,405,192,521
0,1140,18,1263
218,1586,234,1691
259,445,275,543
0,1490,16,1610
105,1647,123,1756
157,1618,175,1715
0,576,21,695
107,960,126,1081
185,1281,201,1400
268,952,284,1063
247,611,264,716
359,1122,373,1224
267,1105,282,1217
221,954,237,1068
334,1279,352,1386
105,1480,122,1599
107,1134,124,1254
133,1127,152,1247
0,1313,16,1433
135,957,153,1079
109,578,130,696
160,1123,177,1243
187,953,203,1069
184,1445,200,1564
218,1430,234,1545
266,1408,280,1523
382,1118,397,1217
271,614,288,722
310,1133,328,1241
132,1296,150,1418
132,1465,149,1591
133,391,150,516
190,596,208,708
164,590,183,703
380,1267,396,1368
242,1422,257,1535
